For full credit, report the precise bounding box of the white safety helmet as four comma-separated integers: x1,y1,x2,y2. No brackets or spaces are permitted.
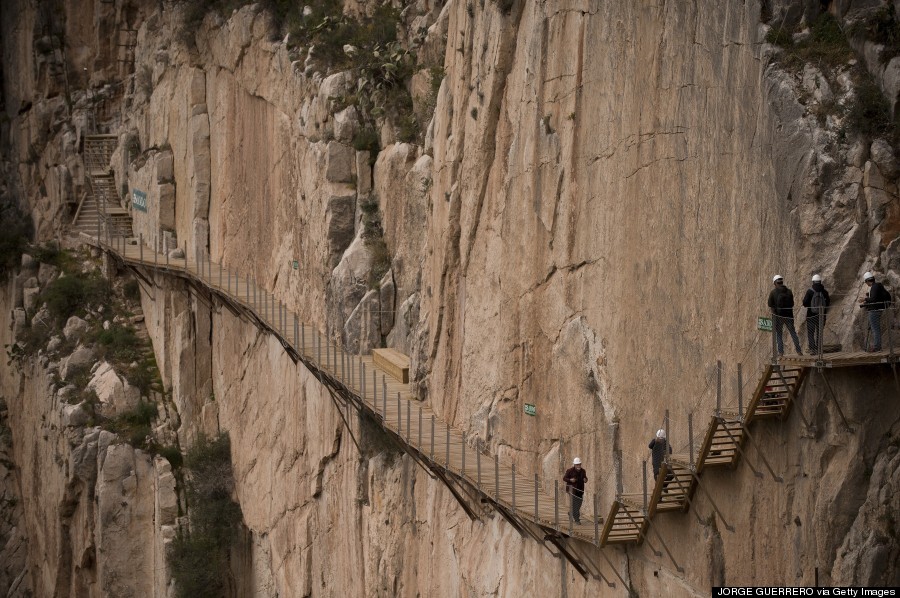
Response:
773,275,784,283
573,457,582,465
812,274,822,282
656,429,666,439
863,271,875,281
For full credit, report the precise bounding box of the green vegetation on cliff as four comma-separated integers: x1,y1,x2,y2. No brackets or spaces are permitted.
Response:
168,432,244,598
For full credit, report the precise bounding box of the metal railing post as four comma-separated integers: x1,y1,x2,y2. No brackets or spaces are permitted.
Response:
495,455,500,500
218,259,222,289
738,362,744,418
477,442,481,490
818,304,825,362
227,270,231,294
664,409,670,469
688,412,695,469
430,415,435,459
461,431,466,476
642,459,648,513
534,474,539,522
887,306,895,360
139,233,143,262
382,376,387,416
397,392,401,435
253,278,257,307
372,369,377,410
554,480,559,530
317,330,322,365
446,424,451,469
362,363,367,406
294,315,298,349
716,360,722,416
397,392,412,444
772,312,778,363
511,463,516,512
615,449,623,497
418,404,422,449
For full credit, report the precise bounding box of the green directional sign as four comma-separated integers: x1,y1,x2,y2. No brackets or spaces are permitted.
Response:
757,316,773,332
524,403,536,416
292,260,299,270
132,189,147,213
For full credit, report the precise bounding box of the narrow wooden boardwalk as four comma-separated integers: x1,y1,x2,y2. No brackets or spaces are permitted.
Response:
87,232,898,579
100,236,604,546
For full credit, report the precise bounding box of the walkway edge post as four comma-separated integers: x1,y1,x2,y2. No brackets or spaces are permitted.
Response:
511,463,516,513
495,455,500,501
461,431,466,477
476,442,481,490
554,480,559,530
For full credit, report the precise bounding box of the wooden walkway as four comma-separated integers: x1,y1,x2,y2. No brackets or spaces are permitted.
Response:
779,349,899,368
86,232,897,581
96,236,606,554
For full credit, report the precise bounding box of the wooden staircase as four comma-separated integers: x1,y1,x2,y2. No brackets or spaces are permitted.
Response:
73,134,132,237
598,362,810,546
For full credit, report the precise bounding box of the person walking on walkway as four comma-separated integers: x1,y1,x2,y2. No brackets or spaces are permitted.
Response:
648,429,672,480
860,271,893,351
802,274,830,353
768,275,803,356
563,458,587,524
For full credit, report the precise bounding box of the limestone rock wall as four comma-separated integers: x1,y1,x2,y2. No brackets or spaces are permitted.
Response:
0,271,178,598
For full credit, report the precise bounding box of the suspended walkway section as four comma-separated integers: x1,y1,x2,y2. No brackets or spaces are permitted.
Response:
82,230,899,587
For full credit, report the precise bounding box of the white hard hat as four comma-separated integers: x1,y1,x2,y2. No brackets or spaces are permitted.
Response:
864,271,875,281
656,429,666,439
573,457,582,465
773,275,784,283
812,274,822,282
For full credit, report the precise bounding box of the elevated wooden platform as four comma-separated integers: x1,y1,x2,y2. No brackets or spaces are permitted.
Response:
81,231,898,585
779,350,899,368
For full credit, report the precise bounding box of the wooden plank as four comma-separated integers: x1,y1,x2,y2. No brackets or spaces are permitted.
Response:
372,348,410,384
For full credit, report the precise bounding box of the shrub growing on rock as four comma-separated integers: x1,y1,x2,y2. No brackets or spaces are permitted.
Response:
41,274,109,324
168,432,243,598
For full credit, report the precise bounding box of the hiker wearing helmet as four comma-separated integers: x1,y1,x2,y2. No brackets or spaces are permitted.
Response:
563,458,587,524
648,429,672,480
802,274,830,353
859,272,893,351
767,275,803,356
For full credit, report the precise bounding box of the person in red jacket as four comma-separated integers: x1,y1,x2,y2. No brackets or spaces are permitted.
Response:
563,457,587,524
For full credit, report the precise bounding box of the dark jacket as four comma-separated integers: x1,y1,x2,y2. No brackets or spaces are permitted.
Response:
768,285,795,318
863,282,892,311
649,438,672,476
801,283,830,318
563,466,587,497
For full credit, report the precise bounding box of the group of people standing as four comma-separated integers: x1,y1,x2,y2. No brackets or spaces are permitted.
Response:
767,271,893,355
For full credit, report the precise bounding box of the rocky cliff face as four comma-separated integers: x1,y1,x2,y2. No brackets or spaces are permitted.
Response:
2,0,900,595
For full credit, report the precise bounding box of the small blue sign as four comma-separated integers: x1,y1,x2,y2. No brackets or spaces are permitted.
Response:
132,189,147,213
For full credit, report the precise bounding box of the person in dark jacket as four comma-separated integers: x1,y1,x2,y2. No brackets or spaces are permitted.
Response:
563,458,587,524
860,271,893,351
802,274,830,353
648,429,672,480
768,275,802,356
